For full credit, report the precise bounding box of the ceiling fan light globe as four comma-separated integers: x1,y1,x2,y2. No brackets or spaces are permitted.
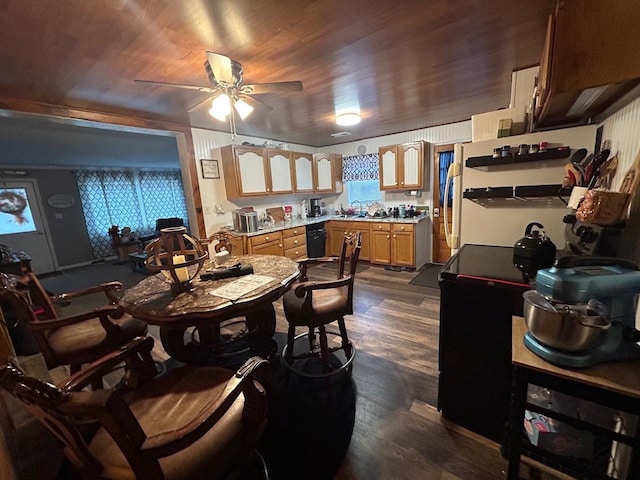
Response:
209,94,231,121
336,113,361,126
234,98,254,120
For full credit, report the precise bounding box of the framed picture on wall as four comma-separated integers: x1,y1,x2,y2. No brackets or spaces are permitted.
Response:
201,159,220,179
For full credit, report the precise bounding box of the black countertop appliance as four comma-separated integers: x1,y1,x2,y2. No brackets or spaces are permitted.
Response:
438,244,530,442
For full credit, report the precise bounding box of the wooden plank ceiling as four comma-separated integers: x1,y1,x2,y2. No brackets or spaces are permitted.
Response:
0,0,557,147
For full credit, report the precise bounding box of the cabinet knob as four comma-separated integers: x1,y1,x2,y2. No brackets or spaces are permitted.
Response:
344,231,348,235
265,236,270,240
387,235,390,239
393,234,397,238
378,226,383,230
294,240,298,244
294,230,298,234
401,226,405,230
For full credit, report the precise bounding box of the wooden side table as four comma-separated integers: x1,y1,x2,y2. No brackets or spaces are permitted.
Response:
505,317,640,479
128,252,148,273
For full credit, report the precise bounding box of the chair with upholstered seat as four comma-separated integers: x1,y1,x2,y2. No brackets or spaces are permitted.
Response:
0,336,271,480
282,231,361,377
0,272,149,388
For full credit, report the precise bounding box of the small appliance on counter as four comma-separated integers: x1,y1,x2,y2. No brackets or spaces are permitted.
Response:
562,213,624,257
513,222,557,282
232,208,258,233
523,256,640,368
308,198,322,217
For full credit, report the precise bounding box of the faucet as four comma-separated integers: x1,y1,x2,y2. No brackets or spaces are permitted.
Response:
350,200,363,216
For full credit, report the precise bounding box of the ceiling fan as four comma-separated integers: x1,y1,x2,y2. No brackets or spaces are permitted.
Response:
135,51,303,125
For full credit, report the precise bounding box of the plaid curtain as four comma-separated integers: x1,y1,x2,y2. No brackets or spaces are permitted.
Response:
342,154,379,181
75,170,188,259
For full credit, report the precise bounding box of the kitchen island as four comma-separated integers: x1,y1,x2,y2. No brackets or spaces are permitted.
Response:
224,213,431,270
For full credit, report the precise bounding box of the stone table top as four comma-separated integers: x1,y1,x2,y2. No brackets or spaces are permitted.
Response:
118,254,299,327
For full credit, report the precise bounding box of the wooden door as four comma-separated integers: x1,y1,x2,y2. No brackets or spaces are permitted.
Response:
391,230,414,267
432,144,454,264
327,222,348,256
370,229,391,265
356,228,370,261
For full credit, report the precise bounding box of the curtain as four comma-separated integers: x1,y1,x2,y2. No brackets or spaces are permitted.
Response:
75,170,187,259
438,150,454,207
342,154,379,181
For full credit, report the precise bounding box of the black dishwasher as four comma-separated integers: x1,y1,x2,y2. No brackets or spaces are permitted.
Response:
438,244,529,442
306,222,326,258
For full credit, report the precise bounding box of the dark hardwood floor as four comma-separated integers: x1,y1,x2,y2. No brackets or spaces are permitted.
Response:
299,263,508,480
38,259,561,480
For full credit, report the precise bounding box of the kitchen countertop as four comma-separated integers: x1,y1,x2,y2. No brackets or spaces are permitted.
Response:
231,213,429,237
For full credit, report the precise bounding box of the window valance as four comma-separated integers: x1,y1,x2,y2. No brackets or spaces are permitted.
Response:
342,154,379,182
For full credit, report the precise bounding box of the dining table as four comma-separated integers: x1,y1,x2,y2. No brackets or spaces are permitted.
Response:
118,254,300,365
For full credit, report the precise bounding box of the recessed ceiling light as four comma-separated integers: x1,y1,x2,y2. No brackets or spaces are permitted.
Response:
336,113,361,126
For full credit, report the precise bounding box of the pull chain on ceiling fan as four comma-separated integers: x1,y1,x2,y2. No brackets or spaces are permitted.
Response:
136,51,303,139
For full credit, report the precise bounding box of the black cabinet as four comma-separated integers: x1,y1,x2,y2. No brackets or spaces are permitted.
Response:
438,245,529,442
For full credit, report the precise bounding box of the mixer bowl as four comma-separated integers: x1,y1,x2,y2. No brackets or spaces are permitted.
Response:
523,291,611,352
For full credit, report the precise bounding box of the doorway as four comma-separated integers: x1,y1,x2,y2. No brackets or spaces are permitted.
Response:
432,145,454,264
0,179,57,273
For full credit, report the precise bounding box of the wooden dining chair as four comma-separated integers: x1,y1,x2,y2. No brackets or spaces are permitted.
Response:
0,272,149,388
0,336,271,480
282,231,362,377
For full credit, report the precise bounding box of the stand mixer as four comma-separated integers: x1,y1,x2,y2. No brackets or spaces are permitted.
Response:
524,256,640,368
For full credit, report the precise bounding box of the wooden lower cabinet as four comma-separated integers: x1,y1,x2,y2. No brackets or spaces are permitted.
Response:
248,231,283,255
282,227,307,260
370,222,415,267
327,221,349,257
327,221,370,260
391,223,415,267
370,223,391,264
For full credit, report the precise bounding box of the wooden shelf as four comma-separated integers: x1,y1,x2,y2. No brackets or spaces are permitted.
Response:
464,184,572,206
465,148,571,168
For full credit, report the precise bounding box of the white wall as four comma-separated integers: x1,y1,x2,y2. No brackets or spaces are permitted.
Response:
192,121,472,235
599,96,640,266
317,121,472,212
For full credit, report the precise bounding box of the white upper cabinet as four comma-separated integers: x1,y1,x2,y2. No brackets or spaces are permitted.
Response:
235,147,268,196
314,154,342,193
379,141,426,190
293,152,314,192
266,151,293,194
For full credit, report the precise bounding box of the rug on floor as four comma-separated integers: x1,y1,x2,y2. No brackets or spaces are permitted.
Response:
409,263,443,288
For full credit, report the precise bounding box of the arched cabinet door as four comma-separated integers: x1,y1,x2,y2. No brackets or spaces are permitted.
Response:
293,152,314,193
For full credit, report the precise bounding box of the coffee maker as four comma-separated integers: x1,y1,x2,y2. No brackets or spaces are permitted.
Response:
523,256,640,368
308,198,322,217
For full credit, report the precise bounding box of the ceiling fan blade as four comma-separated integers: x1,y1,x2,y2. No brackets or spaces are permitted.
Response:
187,95,215,113
240,95,273,111
205,52,237,85
135,79,217,94
241,81,303,95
